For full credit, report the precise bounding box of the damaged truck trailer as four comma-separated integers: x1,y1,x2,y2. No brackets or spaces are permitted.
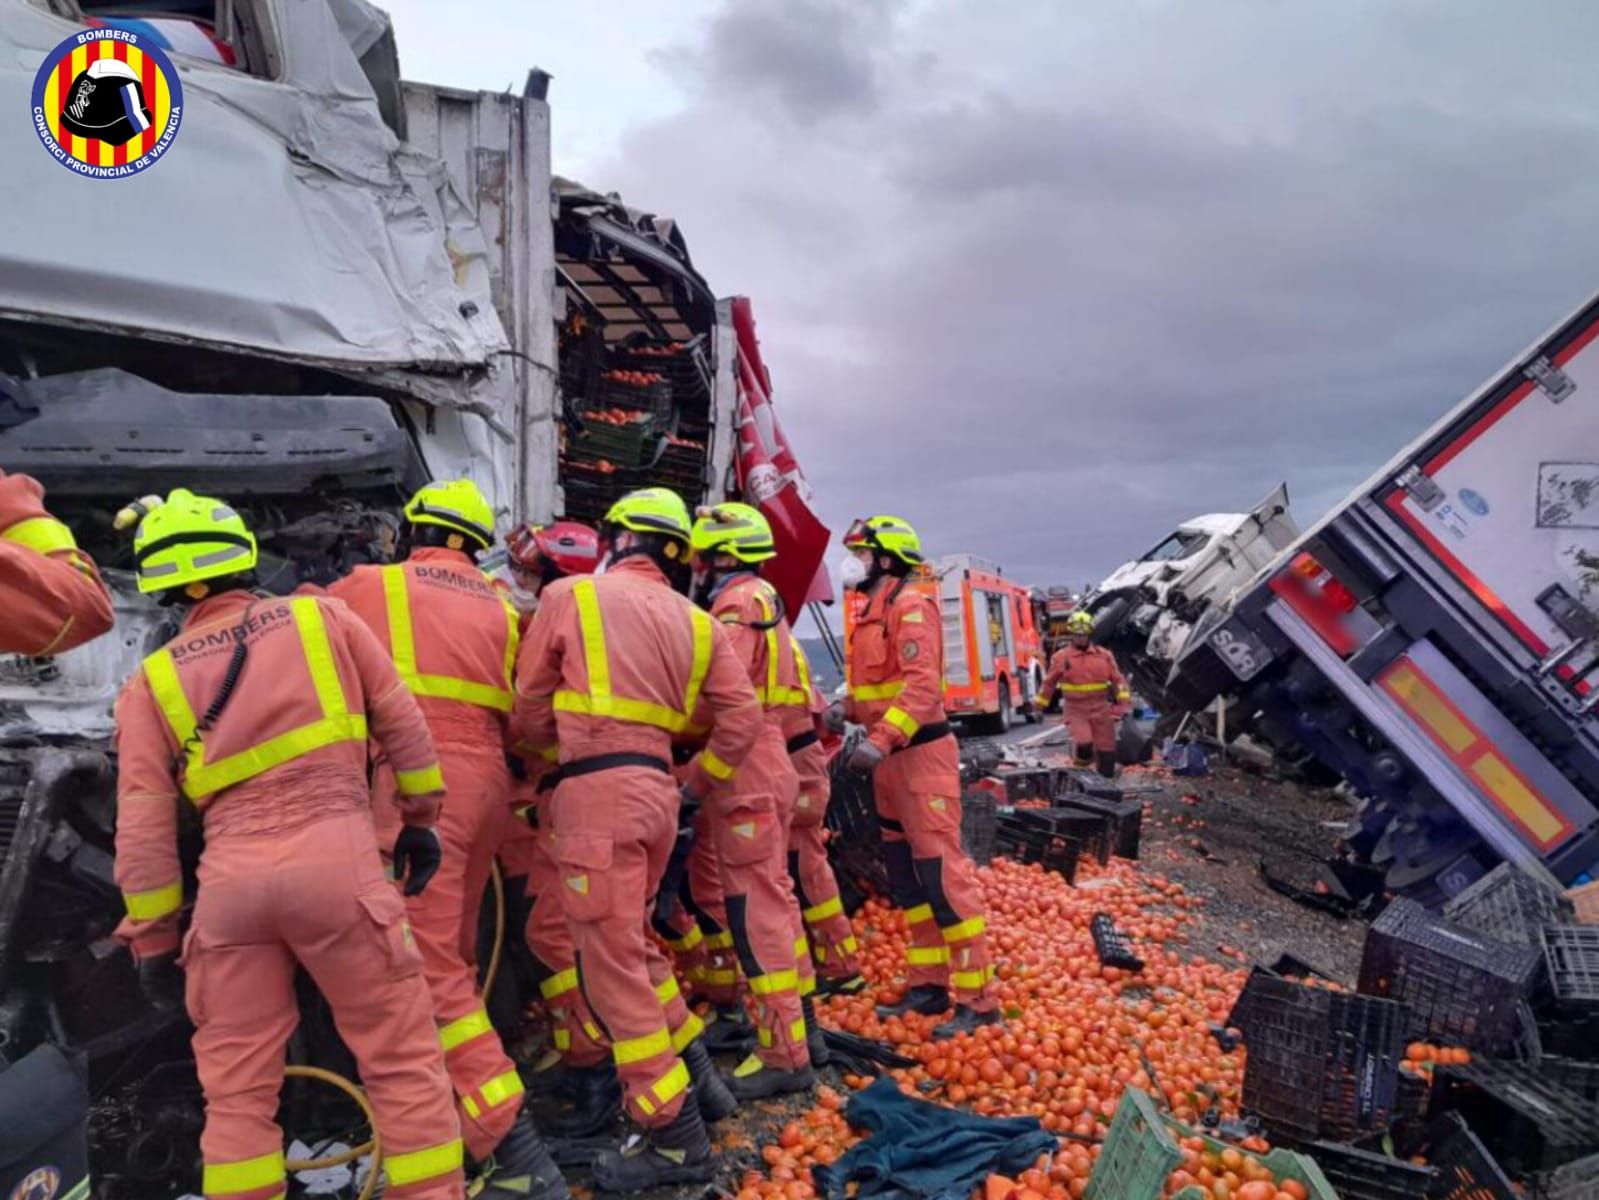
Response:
0,0,741,1178
1168,289,1599,905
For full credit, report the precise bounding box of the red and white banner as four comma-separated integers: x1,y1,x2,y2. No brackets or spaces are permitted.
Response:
730,297,833,616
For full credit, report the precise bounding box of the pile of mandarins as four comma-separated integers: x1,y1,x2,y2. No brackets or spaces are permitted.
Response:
729,856,1277,1200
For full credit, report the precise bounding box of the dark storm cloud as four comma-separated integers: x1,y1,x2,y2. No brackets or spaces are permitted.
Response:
587,0,1599,594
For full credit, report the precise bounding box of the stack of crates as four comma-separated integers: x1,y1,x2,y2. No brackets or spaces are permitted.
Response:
1442,862,1573,945
1430,1059,1599,1179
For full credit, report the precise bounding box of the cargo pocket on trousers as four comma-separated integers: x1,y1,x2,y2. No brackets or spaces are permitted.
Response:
179,926,206,1026
554,834,613,924
909,791,960,837
718,798,779,867
357,884,424,980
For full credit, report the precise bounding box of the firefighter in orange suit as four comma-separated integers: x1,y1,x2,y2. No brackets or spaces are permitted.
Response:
496,521,614,1138
787,642,865,992
1038,610,1130,778
837,515,998,1041
687,503,822,1095
331,481,566,1200
113,489,467,1200
0,469,113,656
510,488,758,1191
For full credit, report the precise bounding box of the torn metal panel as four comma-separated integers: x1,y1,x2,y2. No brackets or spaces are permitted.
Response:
0,0,512,409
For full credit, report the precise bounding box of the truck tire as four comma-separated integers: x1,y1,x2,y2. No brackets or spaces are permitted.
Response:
977,681,1013,736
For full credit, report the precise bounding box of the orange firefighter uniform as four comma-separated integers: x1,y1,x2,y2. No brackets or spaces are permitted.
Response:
331,547,528,1160
846,581,996,1012
114,590,465,1200
510,556,765,1128
1040,643,1130,768
692,572,814,1075
786,643,862,984
0,470,113,656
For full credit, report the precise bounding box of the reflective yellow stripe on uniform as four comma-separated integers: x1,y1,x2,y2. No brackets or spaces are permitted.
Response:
850,681,905,702
748,969,799,996
540,967,579,1000
942,916,986,943
553,1028,572,1051
438,1007,494,1052
667,924,704,953
883,706,920,737
633,1058,691,1117
145,598,368,802
461,1068,524,1119
655,976,682,1005
840,935,859,954
671,1011,706,1052
1059,682,1108,693
384,1138,464,1187
951,965,996,990
906,946,951,966
555,578,714,732
203,1150,285,1195
123,879,183,921
613,1027,672,1065
382,565,518,711
395,763,444,796
1,515,79,556
803,896,844,924
704,930,734,950
905,903,935,926
701,749,736,781
752,587,808,708
700,967,738,985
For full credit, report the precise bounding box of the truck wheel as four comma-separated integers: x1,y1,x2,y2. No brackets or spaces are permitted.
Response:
977,682,1013,735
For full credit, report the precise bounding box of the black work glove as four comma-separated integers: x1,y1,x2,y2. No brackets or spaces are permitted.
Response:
678,783,703,823
653,822,697,927
823,703,847,734
138,951,185,1014
393,825,443,897
847,740,885,774
1105,682,1118,702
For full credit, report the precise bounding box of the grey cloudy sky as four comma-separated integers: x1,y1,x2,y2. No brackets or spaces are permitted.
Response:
387,0,1599,594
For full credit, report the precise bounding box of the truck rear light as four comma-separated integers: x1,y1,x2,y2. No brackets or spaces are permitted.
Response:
1270,553,1373,655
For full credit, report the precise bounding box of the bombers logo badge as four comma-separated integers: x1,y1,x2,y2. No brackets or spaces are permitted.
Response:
31,27,183,178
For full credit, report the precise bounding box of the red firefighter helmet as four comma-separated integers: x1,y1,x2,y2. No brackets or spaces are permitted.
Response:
507,521,602,580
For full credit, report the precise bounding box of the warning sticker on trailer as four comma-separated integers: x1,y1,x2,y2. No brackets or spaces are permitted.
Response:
1536,462,1599,529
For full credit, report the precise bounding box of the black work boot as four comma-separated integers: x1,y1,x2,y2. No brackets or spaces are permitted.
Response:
818,972,868,997
701,1003,755,1054
875,984,951,1020
476,1107,572,1200
546,1062,621,1138
524,1048,571,1099
932,1004,1001,1041
591,1096,715,1191
802,995,831,1067
680,1036,738,1122
726,1052,817,1101
1095,751,1118,779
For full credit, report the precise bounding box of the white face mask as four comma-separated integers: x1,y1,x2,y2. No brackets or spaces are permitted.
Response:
507,582,540,615
838,554,868,590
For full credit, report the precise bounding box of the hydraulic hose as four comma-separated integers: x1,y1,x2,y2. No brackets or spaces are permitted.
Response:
282,1066,380,1200
483,861,505,1000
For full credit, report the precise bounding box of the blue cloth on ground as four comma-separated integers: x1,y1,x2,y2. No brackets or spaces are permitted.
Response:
813,1076,1059,1200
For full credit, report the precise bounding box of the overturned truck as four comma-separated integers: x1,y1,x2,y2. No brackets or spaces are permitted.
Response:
0,0,743,1110
1168,289,1599,905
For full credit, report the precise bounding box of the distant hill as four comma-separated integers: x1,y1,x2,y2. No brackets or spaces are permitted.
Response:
797,637,845,697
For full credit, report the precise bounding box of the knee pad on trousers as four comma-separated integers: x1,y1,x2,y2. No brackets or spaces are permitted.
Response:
724,894,763,979
882,840,922,911
913,856,961,927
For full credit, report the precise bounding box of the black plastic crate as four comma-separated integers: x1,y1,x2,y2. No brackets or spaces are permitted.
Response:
1543,1056,1599,1104
824,750,887,899
1425,1112,1517,1200
1539,1008,1599,1061
960,792,998,867
1392,1065,1432,1156
1091,914,1144,971
992,819,1080,884
1237,973,1409,1143
1225,965,1281,1034
1358,897,1544,1050
1000,807,1110,866
1056,766,1123,801
1057,792,1144,860
1541,1149,1599,1200
1541,923,1599,1007
1443,862,1573,946
1430,1060,1599,1176
1306,1140,1437,1200
991,767,1054,802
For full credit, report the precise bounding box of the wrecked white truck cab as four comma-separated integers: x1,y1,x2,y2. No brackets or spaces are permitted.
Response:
0,0,737,1074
